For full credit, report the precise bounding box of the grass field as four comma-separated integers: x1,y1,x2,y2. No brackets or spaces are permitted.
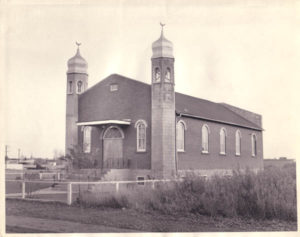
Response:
5,181,54,194
6,199,297,232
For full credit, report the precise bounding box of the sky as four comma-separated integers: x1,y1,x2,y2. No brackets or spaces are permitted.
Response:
1,0,300,159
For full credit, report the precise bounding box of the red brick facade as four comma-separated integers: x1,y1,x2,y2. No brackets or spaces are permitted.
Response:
176,117,263,171
65,30,264,181
72,74,263,178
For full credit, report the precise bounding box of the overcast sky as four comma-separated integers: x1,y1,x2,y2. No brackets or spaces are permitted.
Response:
1,0,300,159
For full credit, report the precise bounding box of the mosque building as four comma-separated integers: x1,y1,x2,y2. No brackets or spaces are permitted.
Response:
65,25,263,180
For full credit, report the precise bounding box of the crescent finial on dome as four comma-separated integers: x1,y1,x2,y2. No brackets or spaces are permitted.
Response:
152,23,174,59
67,43,88,74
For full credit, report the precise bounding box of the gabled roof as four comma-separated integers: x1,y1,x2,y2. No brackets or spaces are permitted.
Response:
81,74,262,130
175,93,262,130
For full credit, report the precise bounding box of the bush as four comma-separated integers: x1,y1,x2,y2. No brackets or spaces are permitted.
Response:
77,191,130,209
142,166,296,221
77,165,297,221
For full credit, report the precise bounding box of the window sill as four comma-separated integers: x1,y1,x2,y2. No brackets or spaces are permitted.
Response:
136,150,146,153
177,150,185,153
201,151,209,154
219,152,226,156
235,154,241,157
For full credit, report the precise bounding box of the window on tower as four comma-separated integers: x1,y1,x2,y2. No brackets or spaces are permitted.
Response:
165,67,171,82
68,81,73,94
77,81,83,94
154,67,160,82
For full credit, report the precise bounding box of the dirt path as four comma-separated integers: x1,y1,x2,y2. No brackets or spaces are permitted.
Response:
6,215,137,233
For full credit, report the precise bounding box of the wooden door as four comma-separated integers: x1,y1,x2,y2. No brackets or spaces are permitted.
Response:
103,126,124,168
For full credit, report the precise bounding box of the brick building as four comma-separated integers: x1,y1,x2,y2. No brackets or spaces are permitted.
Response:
65,27,263,180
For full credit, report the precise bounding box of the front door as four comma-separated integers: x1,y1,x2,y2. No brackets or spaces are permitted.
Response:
103,126,124,168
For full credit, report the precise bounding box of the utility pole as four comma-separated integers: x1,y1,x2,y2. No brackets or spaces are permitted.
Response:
5,145,9,160
5,145,9,168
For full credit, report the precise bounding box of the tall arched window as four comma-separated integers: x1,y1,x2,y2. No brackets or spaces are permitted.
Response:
165,67,171,82
135,120,147,152
220,128,226,155
235,130,241,156
77,80,83,94
83,126,91,153
251,134,257,157
202,124,209,153
154,67,160,82
176,120,186,152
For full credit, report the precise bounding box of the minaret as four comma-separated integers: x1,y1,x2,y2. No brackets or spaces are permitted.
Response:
151,24,176,179
65,42,88,155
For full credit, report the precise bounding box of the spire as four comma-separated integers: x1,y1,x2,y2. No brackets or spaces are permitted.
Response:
76,41,81,55
67,42,88,74
152,23,174,59
160,22,165,37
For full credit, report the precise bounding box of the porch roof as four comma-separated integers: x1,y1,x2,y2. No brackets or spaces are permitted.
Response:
76,119,131,126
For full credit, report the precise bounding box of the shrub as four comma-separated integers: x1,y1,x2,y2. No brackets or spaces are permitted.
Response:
76,164,297,221
78,191,130,209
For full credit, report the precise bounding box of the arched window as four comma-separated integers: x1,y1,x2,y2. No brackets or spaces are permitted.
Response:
165,67,171,82
154,67,161,82
77,81,83,94
251,134,257,157
220,128,226,155
202,124,209,153
235,130,241,156
135,120,147,152
83,126,91,153
176,120,186,152
68,81,73,94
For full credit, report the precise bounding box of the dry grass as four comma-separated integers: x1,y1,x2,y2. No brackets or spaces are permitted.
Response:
79,164,297,222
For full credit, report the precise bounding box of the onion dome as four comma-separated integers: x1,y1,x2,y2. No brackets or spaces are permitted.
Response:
67,43,88,74
152,24,174,59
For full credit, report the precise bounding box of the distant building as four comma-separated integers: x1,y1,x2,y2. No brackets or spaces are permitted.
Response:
264,157,295,168
65,26,264,180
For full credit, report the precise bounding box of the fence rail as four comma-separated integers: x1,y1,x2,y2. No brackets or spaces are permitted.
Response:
6,179,178,205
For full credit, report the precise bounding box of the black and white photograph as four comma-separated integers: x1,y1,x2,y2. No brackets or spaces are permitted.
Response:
1,0,299,235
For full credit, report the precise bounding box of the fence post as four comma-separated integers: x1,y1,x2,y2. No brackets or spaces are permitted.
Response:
116,182,119,193
67,183,72,205
152,181,155,189
58,172,61,181
39,173,42,180
22,181,26,199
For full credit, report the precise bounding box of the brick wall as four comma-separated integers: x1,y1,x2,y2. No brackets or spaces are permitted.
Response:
77,74,152,169
177,116,263,171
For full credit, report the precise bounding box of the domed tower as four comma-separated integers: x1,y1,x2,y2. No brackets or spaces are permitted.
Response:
65,43,88,155
151,24,176,179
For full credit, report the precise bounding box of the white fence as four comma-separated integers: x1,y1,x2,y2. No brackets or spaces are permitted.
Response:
6,179,177,205
5,171,63,181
